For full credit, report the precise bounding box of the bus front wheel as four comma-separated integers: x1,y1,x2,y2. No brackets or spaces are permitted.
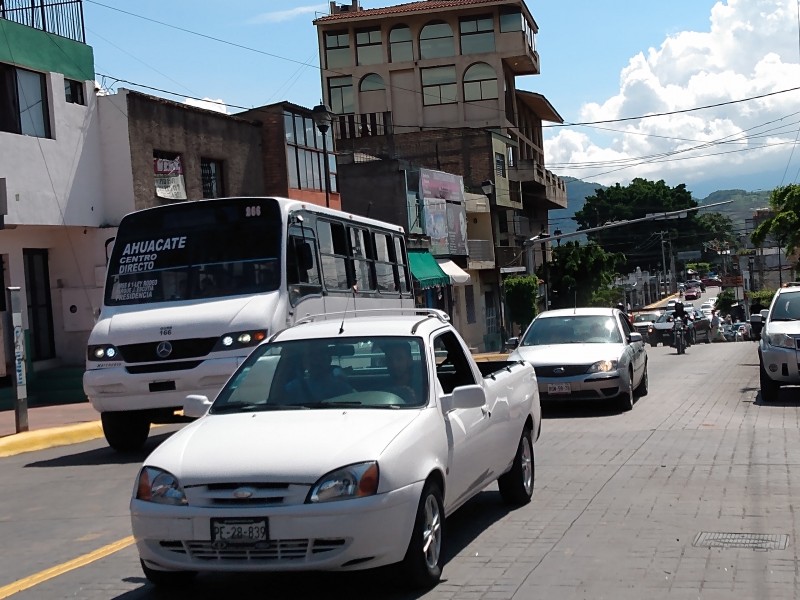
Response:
101,411,150,452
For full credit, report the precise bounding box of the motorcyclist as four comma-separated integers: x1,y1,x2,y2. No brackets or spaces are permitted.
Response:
669,300,693,347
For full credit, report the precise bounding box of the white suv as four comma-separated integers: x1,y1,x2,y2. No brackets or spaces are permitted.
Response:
759,283,800,402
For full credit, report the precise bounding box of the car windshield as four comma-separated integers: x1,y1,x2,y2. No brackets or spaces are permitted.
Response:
770,292,800,321
211,336,428,412
634,313,658,323
521,315,622,346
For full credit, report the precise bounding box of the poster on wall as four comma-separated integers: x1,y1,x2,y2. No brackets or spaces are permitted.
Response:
420,168,467,256
424,198,448,256
154,155,187,200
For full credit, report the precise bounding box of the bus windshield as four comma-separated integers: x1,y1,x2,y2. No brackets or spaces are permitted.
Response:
105,198,283,306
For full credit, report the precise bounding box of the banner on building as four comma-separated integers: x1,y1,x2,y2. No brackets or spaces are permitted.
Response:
420,168,467,256
154,155,187,200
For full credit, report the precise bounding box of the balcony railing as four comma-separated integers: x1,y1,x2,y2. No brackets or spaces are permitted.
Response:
333,112,392,141
1,0,85,42
467,239,495,263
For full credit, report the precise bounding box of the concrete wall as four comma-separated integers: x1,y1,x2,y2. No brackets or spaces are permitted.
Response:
97,91,136,225
1,73,105,227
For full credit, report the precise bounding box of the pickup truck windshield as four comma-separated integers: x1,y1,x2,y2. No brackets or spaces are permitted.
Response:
212,336,428,412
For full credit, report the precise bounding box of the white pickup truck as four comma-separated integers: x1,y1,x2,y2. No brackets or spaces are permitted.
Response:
130,309,540,589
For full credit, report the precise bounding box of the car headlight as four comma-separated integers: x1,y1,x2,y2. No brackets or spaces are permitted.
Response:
214,330,267,351
307,461,379,503
88,344,120,361
135,467,188,505
588,359,618,373
767,333,796,349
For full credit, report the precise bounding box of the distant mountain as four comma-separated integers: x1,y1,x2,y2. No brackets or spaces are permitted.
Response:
549,179,771,238
696,189,771,227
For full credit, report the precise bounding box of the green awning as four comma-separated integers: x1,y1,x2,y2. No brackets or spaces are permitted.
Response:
408,250,450,289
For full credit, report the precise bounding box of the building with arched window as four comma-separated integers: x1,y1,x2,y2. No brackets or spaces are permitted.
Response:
314,0,566,351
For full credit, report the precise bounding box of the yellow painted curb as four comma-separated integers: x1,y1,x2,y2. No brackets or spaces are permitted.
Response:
0,421,104,458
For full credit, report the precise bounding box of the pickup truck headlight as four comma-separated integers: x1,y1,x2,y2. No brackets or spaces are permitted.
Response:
588,359,618,373
136,467,187,506
767,333,796,349
307,462,379,503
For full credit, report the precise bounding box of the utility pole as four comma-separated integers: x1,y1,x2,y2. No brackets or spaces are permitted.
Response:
659,231,668,298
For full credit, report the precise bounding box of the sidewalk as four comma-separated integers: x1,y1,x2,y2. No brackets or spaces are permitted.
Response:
0,401,103,457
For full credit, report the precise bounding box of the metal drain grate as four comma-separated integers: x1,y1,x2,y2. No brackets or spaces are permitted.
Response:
693,532,788,551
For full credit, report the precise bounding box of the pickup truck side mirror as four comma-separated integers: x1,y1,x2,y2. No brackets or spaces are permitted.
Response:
628,332,643,344
184,394,213,418
442,384,486,412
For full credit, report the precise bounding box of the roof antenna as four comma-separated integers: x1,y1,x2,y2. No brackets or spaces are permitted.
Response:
339,282,358,334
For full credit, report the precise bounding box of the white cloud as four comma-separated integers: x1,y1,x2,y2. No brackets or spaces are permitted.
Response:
184,97,229,114
545,0,800,193
249,4,327,24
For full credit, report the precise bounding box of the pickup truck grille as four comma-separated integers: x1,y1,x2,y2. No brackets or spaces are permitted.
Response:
186,482,309,507
534,365,592,378
159,539,347,562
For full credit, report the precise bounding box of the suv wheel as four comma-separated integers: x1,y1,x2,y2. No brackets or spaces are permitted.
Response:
759,362,781,403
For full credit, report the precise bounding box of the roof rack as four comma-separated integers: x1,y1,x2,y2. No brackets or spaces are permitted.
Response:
293,307,450,326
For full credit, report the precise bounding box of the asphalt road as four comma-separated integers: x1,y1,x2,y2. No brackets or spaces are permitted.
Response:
2,311,799,599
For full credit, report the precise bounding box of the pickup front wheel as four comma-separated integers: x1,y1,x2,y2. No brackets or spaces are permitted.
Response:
399,481,444,589
498,427,534,505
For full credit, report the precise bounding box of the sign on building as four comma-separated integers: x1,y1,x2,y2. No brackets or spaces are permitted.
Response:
420,168,467,256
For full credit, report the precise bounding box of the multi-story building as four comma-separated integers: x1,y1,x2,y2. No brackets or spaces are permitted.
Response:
0,1,104,379
313,0,566,349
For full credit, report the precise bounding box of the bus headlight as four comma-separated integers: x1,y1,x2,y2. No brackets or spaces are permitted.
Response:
88,344,120,361
215,330,267,351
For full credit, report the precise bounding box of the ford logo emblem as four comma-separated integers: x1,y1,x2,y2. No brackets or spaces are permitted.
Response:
233,487,255,499
554,367,565,374
156,341,173,359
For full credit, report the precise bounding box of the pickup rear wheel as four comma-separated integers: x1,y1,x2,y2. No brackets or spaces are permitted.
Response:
498,427,534,505
399,481,444,589
101,411,150,452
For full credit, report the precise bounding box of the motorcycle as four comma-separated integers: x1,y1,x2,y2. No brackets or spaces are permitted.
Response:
673,317,687,354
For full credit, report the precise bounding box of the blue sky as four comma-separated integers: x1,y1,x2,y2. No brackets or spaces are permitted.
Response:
84,0,800,198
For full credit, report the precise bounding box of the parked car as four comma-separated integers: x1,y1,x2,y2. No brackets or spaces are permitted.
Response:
701,277,722,287
700,302,714,318
758,283,800,402
690,308,712,343
130,310,540,589
509,307,648,411
732,322,752,341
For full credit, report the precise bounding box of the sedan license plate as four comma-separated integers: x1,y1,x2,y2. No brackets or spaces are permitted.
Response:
211,518,268,544
548,382,571,395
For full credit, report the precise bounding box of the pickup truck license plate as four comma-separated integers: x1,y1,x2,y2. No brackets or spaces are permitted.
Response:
211,518,268,544
548,382,571,395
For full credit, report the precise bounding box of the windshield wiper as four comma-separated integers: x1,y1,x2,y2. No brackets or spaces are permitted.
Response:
212,403,310,414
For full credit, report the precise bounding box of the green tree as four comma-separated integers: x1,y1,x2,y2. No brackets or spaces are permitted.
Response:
751,184,800,271
545,241,624,309
504,275,538,333
573,178,734,272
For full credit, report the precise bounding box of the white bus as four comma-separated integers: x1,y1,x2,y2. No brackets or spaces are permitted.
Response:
84,196,414,451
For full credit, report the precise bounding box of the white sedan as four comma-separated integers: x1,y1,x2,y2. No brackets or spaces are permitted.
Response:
509,307,648,411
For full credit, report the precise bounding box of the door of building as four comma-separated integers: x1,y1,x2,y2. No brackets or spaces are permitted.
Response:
23,249,55,361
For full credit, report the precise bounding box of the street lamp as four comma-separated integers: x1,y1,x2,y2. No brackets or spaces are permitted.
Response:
312,103,334,208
